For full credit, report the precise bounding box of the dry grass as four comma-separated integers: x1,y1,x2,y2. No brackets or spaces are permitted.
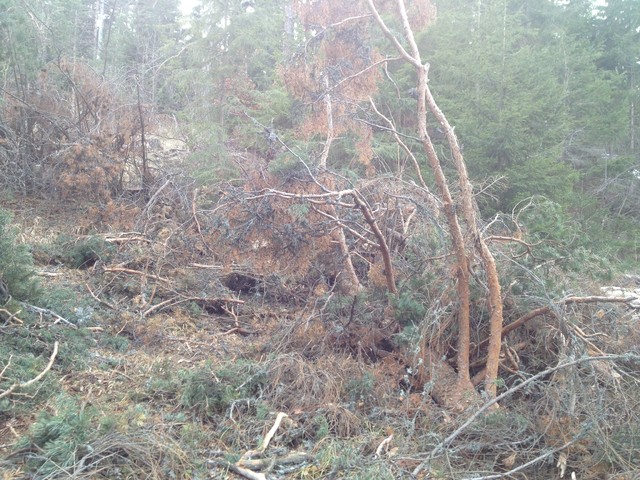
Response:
30,430,192,480
2,196,639,480
262,352,360,411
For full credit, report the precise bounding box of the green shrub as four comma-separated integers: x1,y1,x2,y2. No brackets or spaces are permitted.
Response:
37,285,96,324
0,350,60,416
0,208,39,302
54,235,114,268
392,290,427,326
180,367,236,420
344,373,375,404
16,395,112,476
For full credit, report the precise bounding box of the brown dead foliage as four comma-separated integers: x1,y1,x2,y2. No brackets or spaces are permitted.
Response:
261,353,355,411
1,58,148,200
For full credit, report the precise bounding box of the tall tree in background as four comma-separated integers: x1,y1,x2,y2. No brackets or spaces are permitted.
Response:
176,0,285,149
285,1,381,172
106,0,182,108
596,0,640,154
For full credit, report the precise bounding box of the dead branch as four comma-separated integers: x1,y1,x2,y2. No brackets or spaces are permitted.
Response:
221,326,254,336
19,302,77,328
353,194,397,293
319,75,333,169
142,296,244,317
246,187,356,203
368,96,427,188
0,308,24,324
191,188,215,255
103,266,171,284
140,178,172,222
311,205,378,248
223,463,266,480
238,412,289,464
471,295,636,381
103,235,150,244
224,412,293,480
366,0,475,393
460,437,583,480
189,263,223,270
375,434,394,458
85,283,115,310
486,235,540,258
413,353,640,477
479,295,636,350
80,232,149,244
240,452,313,470
258,412,288,453
0,341,59,400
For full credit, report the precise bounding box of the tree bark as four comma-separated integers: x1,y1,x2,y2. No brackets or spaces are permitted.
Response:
366,0,474,395
367,0,505,399
423,80,504,398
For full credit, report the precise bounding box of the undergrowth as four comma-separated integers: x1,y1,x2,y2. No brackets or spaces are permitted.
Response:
1,195,639,480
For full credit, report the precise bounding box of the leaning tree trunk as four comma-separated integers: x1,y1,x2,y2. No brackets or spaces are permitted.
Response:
367,0,504,401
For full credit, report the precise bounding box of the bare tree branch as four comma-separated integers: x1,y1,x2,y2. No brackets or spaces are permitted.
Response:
0,341,59,400
413,353,640,477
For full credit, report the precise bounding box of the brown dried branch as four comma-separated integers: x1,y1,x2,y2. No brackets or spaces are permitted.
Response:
86,283,116,310
311,205,379,248
142,296,244,317
486,235,541,258
471,295,636,383
479,295,636,350
352,194,397,293
245,185,399,293
414,353,640,477
103,266,171,284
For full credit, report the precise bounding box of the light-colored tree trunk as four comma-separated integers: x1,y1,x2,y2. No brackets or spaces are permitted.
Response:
319,75,334,169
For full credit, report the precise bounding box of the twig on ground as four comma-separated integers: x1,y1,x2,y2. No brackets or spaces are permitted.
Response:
240,452,313,470
461,437,581,480
19,302,77,328
375,434,394,458
142,296,244,317
258,412,288,453
0,341,59,400
219,462,266,480
103,266,171,284
221,327,254,336
412,353,640,477
189,263,223,269
0,308,23,324
85,283,115,310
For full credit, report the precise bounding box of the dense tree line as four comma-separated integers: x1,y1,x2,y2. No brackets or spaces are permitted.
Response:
3,0,635,259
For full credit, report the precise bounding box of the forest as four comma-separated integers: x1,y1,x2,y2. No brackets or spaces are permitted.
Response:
0,0,639,478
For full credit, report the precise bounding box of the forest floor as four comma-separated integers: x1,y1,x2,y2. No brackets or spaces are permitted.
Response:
1,197,639,480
